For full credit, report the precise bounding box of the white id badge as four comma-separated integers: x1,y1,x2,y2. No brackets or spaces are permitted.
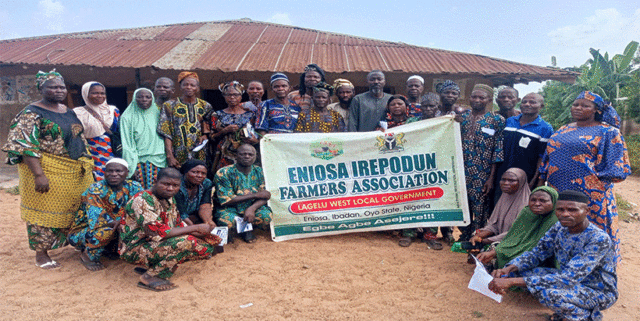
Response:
481,127,495,136
519,136,532,148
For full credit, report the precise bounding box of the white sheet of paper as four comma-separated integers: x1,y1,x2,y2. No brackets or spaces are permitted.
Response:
211,226,229,246
192,139,208,152
468,255,503,303
481,127,495,136
235,216,253,233
379,121,388,130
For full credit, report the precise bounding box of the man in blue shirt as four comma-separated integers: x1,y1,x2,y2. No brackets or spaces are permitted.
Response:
494,93,553,202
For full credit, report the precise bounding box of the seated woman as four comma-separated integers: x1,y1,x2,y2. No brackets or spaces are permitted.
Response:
205,81,258,174
489,190,617,321
120,88,166,189
214,144,272,243
376,95,410,132
469,167,530,247
477,186,558,269
294,82,345,133
174,159,215,226
119,167,221,292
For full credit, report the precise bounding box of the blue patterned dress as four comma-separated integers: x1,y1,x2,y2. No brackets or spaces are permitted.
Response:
508,222,617,321
207,109,256,172
539,123,631,262
255,99,301,133
460,111,505,240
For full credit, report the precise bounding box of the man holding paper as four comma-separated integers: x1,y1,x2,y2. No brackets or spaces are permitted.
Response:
214,144,272,243
488,190,617,321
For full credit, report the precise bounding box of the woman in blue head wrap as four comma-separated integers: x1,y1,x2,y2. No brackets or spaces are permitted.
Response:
538,91,631,264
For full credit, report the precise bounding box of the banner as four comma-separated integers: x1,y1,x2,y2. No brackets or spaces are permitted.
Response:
261,116,470,242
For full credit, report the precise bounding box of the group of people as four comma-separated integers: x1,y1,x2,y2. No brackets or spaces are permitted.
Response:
2,64,632,319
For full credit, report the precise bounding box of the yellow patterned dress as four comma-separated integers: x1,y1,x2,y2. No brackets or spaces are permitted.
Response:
157,98,211,164
294,108,345,133
2,105,94,251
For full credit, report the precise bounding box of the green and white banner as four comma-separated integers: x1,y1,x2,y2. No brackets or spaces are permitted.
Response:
261,116,470,242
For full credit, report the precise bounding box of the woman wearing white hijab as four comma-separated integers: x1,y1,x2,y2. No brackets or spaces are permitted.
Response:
74,82,120,180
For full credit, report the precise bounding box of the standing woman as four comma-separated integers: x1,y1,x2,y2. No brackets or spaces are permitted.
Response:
539,91,631,262
2,70,94,269
74,82,120,180
376,95,410,131
205,81,258,174
120,88,166,189
287,64,325,114
157,71,212,168
294,82,345,133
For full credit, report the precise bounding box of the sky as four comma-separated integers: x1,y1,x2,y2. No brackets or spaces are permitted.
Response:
1,0,639,93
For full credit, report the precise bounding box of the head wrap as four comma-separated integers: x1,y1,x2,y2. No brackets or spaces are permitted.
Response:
178,71,199,84
482,168,531,242
313,82,334,96
120,88,166,178
558,190,590,204
332,78,354,92
35,69,64,90
472,84,494,100
180,159,207,175
575,91,621,128
73,82,117,139
436,80,460,94
494,185,558,268
270,73,289,84
105,158,129,169
219,81,245,95
420,92,440,105
407,75,424,84
299,64,326,96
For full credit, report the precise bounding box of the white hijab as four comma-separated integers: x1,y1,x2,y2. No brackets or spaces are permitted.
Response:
73,81,117,139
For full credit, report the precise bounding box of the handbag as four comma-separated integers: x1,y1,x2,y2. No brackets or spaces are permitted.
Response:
83,106,122,157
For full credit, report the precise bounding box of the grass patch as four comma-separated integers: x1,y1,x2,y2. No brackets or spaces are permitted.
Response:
472,311,484,318
616,193,636,222
4,185,19,195
626,135,640,175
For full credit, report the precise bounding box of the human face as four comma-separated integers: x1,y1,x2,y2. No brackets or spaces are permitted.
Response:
135,90,153,110
312,90,330,109
185,165,207,186
555,200,588,229
304,71,322,89
154,79,174,100
469,90,490,112
104,163,128,188
223,87,242,107
421,100,439,119
388,98,407,117
406,79,424,99
529,190,554,216
237,146,257,167
247,82,264,101
336,86,355,105
367,72,385,94
440,88,460,106
571,99,598,122
41,79,67,103
88,85,106,105
496,89,519,110
153,177,181,199
499,172,520,194
520,94,543,116
271,80,290,99
180,77,199,98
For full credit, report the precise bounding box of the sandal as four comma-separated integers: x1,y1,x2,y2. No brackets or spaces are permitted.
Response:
425,239,443,250
133,267,148,275
137,279,177,292
398,236,412,247
242,231,257,243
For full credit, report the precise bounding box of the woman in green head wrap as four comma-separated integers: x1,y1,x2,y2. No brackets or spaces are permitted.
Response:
120,88,167,189
477,186,558,268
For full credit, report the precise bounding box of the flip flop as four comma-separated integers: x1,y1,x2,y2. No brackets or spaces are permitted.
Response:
425,239,443,250
398,236,412,247
79,253,104,271
35,260,60,269
242,231,257,243
137,279,177,292
133,267,148,275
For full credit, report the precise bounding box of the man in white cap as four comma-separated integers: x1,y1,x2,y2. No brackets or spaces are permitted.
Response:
68,158,144,271
406,75,425,117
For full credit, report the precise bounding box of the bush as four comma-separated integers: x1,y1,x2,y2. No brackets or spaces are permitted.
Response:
627,134,640,175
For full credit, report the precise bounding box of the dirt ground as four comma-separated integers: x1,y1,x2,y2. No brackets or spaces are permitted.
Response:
0,177,639,321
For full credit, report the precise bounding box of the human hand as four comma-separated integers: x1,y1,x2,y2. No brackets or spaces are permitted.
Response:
488,278,511,295
244,208,256,223
255,190,271,200
490,265,517,278
206,220,217,229
482,179,493,196
34,174,50,193
470,235,483,246
476,249,496,264
167,155,180,169
194,223,214,234
224,125,240,134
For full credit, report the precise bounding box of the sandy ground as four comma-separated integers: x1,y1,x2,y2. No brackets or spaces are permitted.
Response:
0,176,639,321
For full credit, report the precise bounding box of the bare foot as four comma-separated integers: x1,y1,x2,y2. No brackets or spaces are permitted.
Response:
138,273,177,292
35,250,60,269
79,249,104,271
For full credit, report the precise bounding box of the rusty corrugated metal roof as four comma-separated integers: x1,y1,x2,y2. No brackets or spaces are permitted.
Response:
0,19,576,82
